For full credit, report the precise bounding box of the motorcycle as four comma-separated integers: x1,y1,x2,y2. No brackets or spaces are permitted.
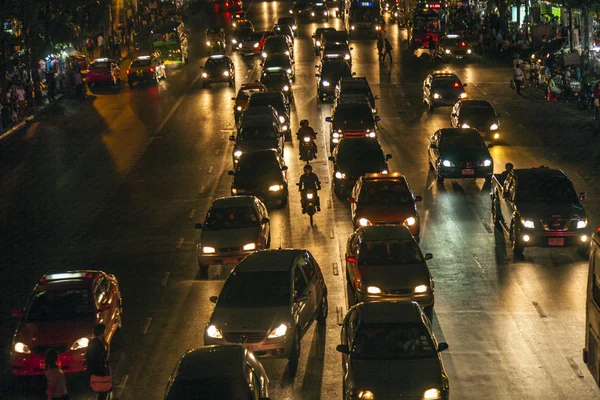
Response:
297,184,319,226
300,134,315,162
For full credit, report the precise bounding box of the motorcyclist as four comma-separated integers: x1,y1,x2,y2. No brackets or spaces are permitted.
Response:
298,164,321,213
296,119,318,158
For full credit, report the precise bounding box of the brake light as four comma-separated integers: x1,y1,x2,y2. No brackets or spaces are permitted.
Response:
126,69,130,75
347,256,357,263
149,67,154,73
453,82,460,88
461,41,466,47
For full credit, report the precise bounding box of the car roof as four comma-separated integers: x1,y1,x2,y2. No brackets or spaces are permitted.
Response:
37,270,101,291
438,127,481,137
338,137,382,150
240,83,265,90
239,116,276,127
459,99,492,107
432,71,459,78
363,172,404,180
357,225,415,241
251,91,285,100
207,55,231,61
234,249,304,272
177,346,245,379
210,196,257,209
511,167,568,183
238,148,279,162
91,58,114,64
355,301,423,324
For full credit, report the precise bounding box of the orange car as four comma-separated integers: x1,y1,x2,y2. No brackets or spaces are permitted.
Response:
232,82,267,120
10,271,123,375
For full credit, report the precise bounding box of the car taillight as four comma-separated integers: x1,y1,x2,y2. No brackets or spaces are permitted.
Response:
461,41,466,47
347,256,357,263
149,67,154,73
453,82,460,88
126,69,130,75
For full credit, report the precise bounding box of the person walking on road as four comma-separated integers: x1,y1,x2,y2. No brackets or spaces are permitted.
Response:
428,37,437,62
85,324,112,400
514,63,524,95
45,348,69,400
383,38,393,65
377,34,384,63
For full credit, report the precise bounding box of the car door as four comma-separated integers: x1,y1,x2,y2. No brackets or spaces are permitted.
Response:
292,263,313,332
303,252,325,313
256,199,270,245
429,131,440,169
500,174,517,224
94,276,117,338
350,178,362,218
423,75,432,100
451,103,460,127
346,232,361,288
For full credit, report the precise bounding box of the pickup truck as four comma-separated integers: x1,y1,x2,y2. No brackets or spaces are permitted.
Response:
490,167,590,256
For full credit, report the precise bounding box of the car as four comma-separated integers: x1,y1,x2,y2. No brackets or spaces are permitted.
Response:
336,301,449,400
315,58,353,101
260,68,294,103
321,30,349,51
231,26,254,49
201,55,235,87
312,27,337,55
321,42,353,66
232,82,267,120
205,27,226,50
274,24,295,44
246,92,290,134
423,71,467,111
348,172,422,238
278,16,298,36
450,99,502,141
238,104,287,136
334,77,378,112
11,271,123,375
230,118,285,164
86,58,120,86
228,149,289,208
194,196,270,279
390,4,406,25
262,54,296,81
126,55,166,85
345,226,434,315
213,0,243,13
204,249,328,370
326,99,380,150
428,128,494,184
261,36,293,60
239,31,272,56
231,18,253,30
308,3,330,21
164,345,270,400
329,137,391,197
438,34,473,60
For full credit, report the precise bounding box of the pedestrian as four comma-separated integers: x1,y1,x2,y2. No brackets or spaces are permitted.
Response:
97,34,105,57
428,37,437,62
547,75,562,101
514,63,524,95
74,69,84,100
593,81,600,119
376,34,384,63
47,69,56,102
85,324,112,400
86,37,95,59
383,38,393,64
16,85,25,118
45,348,69,400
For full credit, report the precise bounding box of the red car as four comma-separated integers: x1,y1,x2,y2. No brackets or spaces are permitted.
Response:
86,58,121,86
10,271,123,376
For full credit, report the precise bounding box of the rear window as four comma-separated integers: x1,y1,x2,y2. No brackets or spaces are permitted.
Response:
337,140,384,164
26,288,94,322
131,59,151,67
432,77,462,89
249,95,285,111
91,62,110,69
245,32,264,41
218,271,290,307
360,182,412,205
204,206,259,230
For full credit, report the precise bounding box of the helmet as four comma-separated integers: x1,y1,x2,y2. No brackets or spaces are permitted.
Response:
303,164,313,172
300,119,309,126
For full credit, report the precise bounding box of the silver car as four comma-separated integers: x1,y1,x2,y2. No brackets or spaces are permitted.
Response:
195,196,270,279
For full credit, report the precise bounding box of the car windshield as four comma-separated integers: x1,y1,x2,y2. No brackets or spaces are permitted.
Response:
166,377,251,400
131,58,151,67
245,33,263,41
432,77,462,89
333,106,374,129
359,182,413,205
440,133,486,152
265,57,291,68
233,27,252,36
323,61,351,76
325,44,348,52
443,37,464,46
239,126,278,140
342,85,372,99
217,271,290,307
249,97,285,112
236,153,281,178
359,240,423,265
25,288,94,322
516,176,579,203
460,105,494,119
91,62,110,69
206,59,228,68
337,141,384,164
278,18,295,25
204,206,260,230
262,72,288,83
352,323,436,360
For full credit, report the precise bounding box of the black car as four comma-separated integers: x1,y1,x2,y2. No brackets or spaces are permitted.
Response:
201,55,235,87
329,137,391,197
247,92,291,134
274,24,294,44
321,30,349,50
260,68,294,102
337,301,449,400
262,54,295,81
316,58,352,102
278,16,298,36
239,104,287,135
230,118,285,165
326,100,380,150
164,345,270,400
428,128,494,184
231,26,253,49
334,77,378,112
262,36,293,60
312,27,337,55
229,149,289,207
423,71,467,111
450,99,502,142
321,42,353,66
308,3,330,21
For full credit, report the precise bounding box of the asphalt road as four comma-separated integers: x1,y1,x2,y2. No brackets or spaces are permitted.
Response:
2,1,600,399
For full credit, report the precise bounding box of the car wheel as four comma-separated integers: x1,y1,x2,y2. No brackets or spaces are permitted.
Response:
317,292,328,325
199,263,209,279
511,222,524,256
491,199,501,227
436,165,444,184
424,306,434,321
288,329,301,373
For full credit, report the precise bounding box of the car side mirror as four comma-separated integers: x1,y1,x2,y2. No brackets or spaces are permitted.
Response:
195,223,203,229
374,95,380,100
430,144,438,150
229,135,236,141
487,143,494,148
328,156,335,161
209,296,218,303
437,342,449,352
347,197,356,204
415,195,422,202
579,192,588,201
280,165,287,171
385,154,392,161
425,253,433,260
261,217,270,224
336,344,350,354
375,116,382,121
350,47,354,50
463,83,468,87
228,170,235,176
325,116,332,122
294,295,308,303
12,309,22,319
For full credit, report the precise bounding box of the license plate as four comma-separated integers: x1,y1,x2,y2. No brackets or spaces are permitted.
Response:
136,71,143,76
548,238,564,246
222,257,238,264
461,169,475,175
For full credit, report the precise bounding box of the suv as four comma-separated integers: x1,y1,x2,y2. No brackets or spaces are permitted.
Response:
247,91,291,136
204,250,328,370
316,58,352,102
326,98,380,150
334,77,378,112
450,99,501,141
321,42,353,66
312,27,337,55
349,172,422,238
195,196,270,279
238,104,287,135
230,117,285,164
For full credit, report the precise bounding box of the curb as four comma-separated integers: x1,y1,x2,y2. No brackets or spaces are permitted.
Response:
0,95,65,142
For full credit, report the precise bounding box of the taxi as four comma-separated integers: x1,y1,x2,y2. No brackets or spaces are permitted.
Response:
232,82,267,120
10,271,123,375
126,55,166,86
86,58,120,86
438,34,473,60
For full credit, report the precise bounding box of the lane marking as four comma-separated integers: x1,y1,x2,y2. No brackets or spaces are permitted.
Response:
113,374,129,399
566,356,585,378
480,90,488,95
532,301,547,318
161,272,171,287
332,262,339,276
329,228,335,239
188,209,196,219
327,199,332,209
336,306,344,326
214,148,220,156
176,238,184,249
141,317,153,335
199,185,206,194
207,165,214,174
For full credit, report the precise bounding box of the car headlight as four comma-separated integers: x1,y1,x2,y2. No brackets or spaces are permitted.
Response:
521,219,535,229
335,171,346,179
351,25,355,30
404,216,416,226
423,388,441,399
414,284,428,293
490,123,499,130
359,218,372,227
375,25,381,30
311,12,315,16
202,72,208,78
253,42,259,48
367,131,376,138
206,325,223,339
289,9,293,13
358,390,375,400
238,43,242,48
303,136,311,143
268,323,288,338
70,337,90,350
206,41,211,46
322,80,330,87
269,184,283,191
577,219,588,229
282,125,288,131
445,49,451,54
366,286,381,294
316,40,321,46
233,150,243,158
236,106,242,111
333,132,340,138
482,159,492,167
223,71,229,76
442,160,454,167
232,38,238,44
467,49,472,54
262,52,267,58
286,68,292,73
324,11,328,15
13,342,31,354
283,85,289,91
433,93,441,99
292,25,297,30
344,54,351,60
461,123,470,128
278,116,285,123
243,243,256,251
202,246,216,254
459,92,468,99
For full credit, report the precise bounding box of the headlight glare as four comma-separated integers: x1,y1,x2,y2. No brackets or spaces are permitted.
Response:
414,284,428,293
433,93,441,99
490,123,499,130
459,92,468,99
482,159,492,167
269,184,283,191
442,160,454,167
243,243,256,251
461,123,470,128
223,71,229,76
283,85,289,91
423,388,441,399
279,116,285,123
445,49,451,54
236,106,242,111
268,323,288,338
366,286,381,294
201,72,208,78
521,219,535,229
316,40,321,46
233,150,243,158
253,42,259,48
231,38,238,44
303,136,311,142
404,217,416,226
578,220,588,229
359,218,372,227
202,246,216,254
206,325,223,339
358,390,375,399
344,54,351,60
70,337,90,350
13,342,31,354
322,80,330,87
335,171,346,179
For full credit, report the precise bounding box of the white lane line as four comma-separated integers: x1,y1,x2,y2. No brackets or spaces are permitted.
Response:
113,374,129,399
161,272,171,287
336,306,344,326
188,209,196,219
566,356,585,378
141,317,153,335
176,238,184,249
480,90,488,95
329,228,335,239
153,71,204,136
332,262,339,276
207,165,214,174
200,185,206,194
221,133,226,140
532,301,547,318
327,199,332,209
214,149,220,156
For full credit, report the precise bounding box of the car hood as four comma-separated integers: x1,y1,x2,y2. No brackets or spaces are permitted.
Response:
234,172,285,191
459,116,497,131
349,357,443,396
263,81,290,91
516,202,586,221
356,204,415,223
16,319,95,347
201,226,262,248
337,160,387,177
236,139,280,152
432,87,464,97
438,150,490,164
359,263,429,289
211,306,289,331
